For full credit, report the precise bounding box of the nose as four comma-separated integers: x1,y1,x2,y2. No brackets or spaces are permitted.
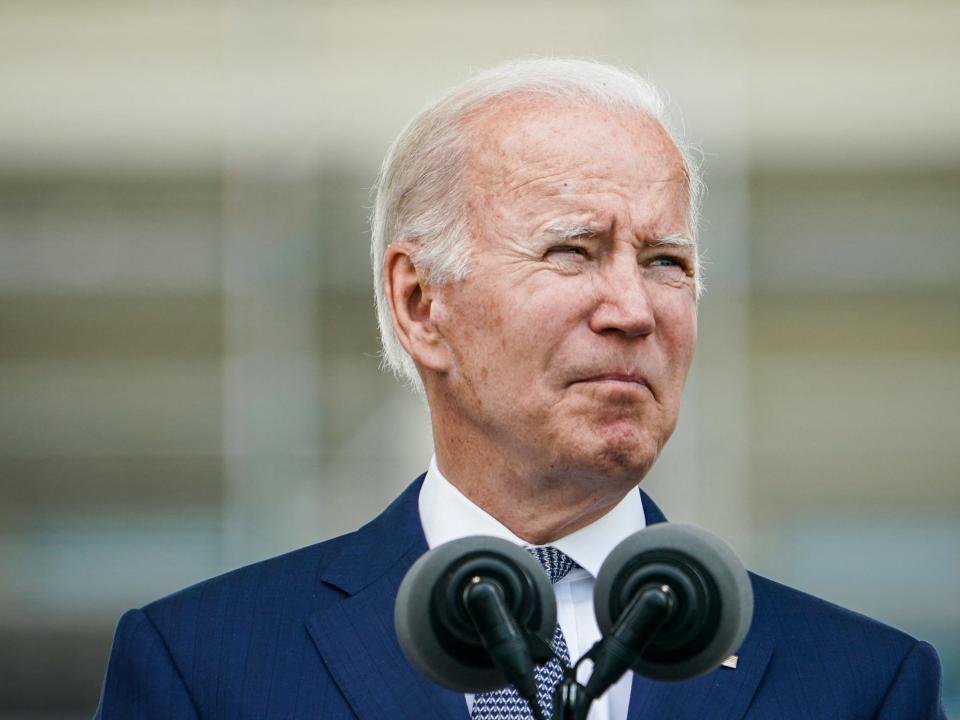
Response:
588,255,656,338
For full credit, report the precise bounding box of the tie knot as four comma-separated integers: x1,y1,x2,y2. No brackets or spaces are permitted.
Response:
527,546,579,584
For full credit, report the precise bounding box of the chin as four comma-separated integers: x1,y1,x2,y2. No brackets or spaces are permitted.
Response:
557,435,658,487
595,445,655,480
540,411,669,482
602,419,669,469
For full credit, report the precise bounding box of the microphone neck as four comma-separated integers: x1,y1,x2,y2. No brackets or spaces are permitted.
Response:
583,584,676,699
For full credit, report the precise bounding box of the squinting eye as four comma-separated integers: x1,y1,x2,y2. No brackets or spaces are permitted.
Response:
548,246,589,258
650,255,682,267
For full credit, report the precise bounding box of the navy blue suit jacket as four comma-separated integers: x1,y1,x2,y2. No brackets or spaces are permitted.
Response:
95,477,946,719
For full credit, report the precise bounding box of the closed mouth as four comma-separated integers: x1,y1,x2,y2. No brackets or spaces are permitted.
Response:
573,373,650,388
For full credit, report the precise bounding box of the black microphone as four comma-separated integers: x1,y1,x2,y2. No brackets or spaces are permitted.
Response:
584,524,753,699
394,536,558,717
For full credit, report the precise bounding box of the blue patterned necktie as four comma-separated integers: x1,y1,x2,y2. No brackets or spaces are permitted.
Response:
470,546,580,720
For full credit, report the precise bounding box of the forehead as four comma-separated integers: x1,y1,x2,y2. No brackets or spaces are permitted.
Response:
463,95,688,193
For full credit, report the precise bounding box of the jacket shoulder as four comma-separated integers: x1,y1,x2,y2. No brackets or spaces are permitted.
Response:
137,476,424,638
749,570,918,651
139,529,360,633
745,572,945,718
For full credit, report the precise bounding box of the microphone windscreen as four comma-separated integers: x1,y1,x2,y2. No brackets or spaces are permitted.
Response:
394,535,557,692
593,523,753,681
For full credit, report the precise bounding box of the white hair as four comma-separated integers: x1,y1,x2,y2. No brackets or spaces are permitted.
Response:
370,57,704,391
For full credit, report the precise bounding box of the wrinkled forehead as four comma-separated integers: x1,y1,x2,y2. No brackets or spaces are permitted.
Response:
462,95,689,194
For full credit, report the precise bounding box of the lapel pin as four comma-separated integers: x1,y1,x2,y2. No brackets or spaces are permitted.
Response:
721,655,739,669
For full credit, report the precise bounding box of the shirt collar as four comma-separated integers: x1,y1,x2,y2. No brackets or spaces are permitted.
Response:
418,454,646,578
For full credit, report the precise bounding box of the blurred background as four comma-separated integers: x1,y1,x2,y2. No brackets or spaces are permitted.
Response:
1,1,958,717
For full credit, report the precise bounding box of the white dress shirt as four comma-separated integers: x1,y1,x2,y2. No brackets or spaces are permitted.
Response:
418,456,646,720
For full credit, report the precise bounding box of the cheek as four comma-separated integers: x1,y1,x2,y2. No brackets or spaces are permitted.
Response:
510,283,592,358
657,297,698,374
444,272,595,380
442,283,516,380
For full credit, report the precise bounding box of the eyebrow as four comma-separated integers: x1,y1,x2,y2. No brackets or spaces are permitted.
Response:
543,223,695,249
541,221,601,240
647,233,695,249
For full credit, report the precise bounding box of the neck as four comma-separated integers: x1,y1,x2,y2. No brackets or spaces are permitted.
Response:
432,427,637,546
424,373,650,543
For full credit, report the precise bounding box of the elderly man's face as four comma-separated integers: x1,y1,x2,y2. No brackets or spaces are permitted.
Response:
433,98,697,486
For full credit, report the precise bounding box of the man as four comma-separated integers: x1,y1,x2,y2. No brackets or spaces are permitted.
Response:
95,59,946,719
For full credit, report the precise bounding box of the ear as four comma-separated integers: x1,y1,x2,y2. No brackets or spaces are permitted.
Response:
383,242,452,374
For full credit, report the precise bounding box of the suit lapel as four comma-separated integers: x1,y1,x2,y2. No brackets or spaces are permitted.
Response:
306,477,469,720
631,490,773,720
626,632,772,720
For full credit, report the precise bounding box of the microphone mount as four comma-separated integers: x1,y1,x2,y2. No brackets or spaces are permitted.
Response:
395,525,753,720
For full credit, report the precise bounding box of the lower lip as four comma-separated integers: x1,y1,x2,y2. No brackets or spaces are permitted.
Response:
576,378,649,390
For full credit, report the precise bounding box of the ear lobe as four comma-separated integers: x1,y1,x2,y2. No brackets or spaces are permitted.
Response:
383,243,452,374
